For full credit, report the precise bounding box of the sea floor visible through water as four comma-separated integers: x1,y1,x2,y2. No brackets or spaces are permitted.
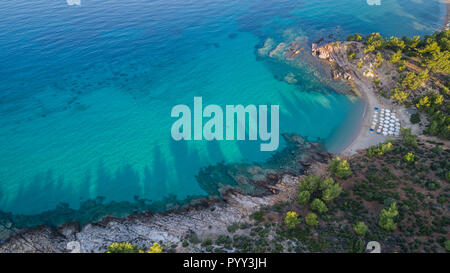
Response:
0,0,445,228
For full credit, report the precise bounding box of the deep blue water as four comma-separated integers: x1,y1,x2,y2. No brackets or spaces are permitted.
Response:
0,0,445,217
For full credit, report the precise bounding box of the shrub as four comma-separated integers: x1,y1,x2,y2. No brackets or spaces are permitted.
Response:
147,242,163,253
106,242,142,253
284,211,300,229
445,240,450,252
348,51,356,60
353,222,368,236
106,242,162,253
410,112,421,124
305,213,319,227
357,60,363,69
329,157,352,179
347,33,363,41
374,52,384,68
400,128,418,148
404,152,415,162
251,210,265,223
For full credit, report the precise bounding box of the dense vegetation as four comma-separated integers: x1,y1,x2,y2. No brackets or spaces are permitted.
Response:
158,131,448,253
347,30,450,140
106,242,163,253
102,31,450,254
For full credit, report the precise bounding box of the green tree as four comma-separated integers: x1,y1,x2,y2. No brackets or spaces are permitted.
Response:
322,183,342,203
391,88,410,104
299,175,321,192
418,41,440,57
405,36,420,54
311,198,328,214
378,203,398,231
397,60,406,72
329,157,352,179
347,33,363,42
319,177,335,190
305,213,319,227
387,36,405,51
404,152,415,162
284,211,300,229
399,70,428,91
366,141,393,157
389,50,402,64
353,222,368,236
297,190,310,205
364,33,385,53
424,50,450,73
374,52,384,68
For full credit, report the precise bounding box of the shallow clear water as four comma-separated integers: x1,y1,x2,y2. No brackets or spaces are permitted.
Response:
0,0,445,217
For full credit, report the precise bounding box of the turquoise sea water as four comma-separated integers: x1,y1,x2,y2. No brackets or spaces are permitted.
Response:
0,0,445,220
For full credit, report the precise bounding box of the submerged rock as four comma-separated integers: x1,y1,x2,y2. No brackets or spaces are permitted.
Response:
284,72,298,84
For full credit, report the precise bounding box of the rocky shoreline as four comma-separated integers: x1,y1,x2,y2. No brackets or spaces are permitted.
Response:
0,39,402,253
0,135,331,253
2,29,445,253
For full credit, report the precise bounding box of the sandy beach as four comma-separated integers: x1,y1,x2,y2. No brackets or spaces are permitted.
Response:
340,1,450,156
312,42,416,157
339,78,389,156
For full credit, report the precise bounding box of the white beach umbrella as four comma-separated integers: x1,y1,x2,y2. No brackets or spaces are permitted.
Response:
383,132,388,136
